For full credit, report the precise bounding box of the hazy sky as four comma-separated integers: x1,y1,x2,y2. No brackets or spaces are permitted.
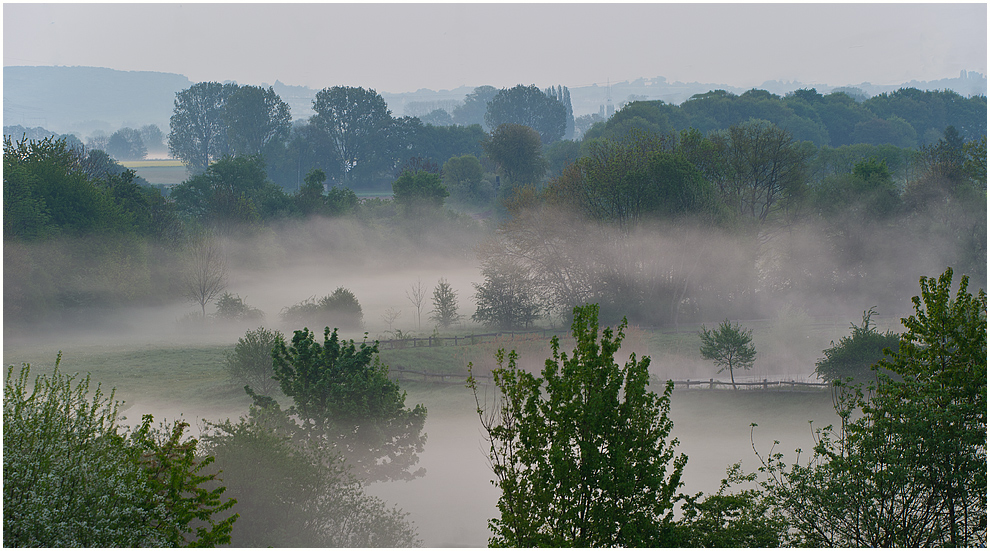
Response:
4,3,987,93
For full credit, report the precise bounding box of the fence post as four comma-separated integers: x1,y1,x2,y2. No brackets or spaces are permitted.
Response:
763,379,768,390
709,378,715,390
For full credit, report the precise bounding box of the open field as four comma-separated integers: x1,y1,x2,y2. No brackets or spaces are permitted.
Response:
120,159,188,185
3,325,845,547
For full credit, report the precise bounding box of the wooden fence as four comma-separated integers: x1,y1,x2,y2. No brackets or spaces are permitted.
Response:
376,328,567,350
389,367,827,392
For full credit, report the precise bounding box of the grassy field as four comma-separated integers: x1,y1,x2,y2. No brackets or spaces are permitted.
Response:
119,159,188,186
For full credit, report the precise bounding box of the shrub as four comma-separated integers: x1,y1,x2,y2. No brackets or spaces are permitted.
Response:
214,292,264,321
280,287,363,330
3,358,236,547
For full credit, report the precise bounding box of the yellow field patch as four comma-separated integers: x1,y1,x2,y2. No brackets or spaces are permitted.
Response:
119,159,186,168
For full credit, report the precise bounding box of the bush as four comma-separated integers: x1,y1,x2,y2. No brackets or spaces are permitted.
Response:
280,287,363,330
214,292,264,321
3,358,236,547
815,308,900,383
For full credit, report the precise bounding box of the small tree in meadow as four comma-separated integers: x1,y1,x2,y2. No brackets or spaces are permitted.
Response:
699,319,756,390
226,327,282,396
429,278,460,329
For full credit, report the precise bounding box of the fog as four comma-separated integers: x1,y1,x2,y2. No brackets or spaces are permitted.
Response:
3,205,971,547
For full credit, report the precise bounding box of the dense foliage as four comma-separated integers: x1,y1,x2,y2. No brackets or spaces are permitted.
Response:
3,359,237,547
266,326,428,482
759,268,987,546
468,304,687,546
814,308,900,383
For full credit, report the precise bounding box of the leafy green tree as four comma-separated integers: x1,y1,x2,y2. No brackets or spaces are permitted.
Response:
472,262,541,330
699,319,756,390
223,85,291,157
758,267,987,547
310,86,394,184
3,136,135,239
4,359,237,547
482,123,548,187
429,278,460,329
295,168,328,216
170,154,289,229
962,134,987,185
225,327,281,395
544,84,575,139
442,154,488,205
201,415,419,547
168,81,237,173
106,127,147,161
814,308,900,383
549,131,723,229
467,304,687,546
391,168,448,214
485,84,567,144
268,327,428,482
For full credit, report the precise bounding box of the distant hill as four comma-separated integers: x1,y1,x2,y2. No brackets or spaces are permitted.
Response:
4,66,191,137
4,65,986,139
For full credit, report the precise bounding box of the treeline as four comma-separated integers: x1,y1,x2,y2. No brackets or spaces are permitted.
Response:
588,87,986,148
3,80,987,329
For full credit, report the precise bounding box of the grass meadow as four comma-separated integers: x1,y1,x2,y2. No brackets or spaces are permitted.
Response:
120,159,188,186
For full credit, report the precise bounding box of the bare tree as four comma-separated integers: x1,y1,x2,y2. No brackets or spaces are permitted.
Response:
184,233,228,318
381,307,402,333
405,279,427,330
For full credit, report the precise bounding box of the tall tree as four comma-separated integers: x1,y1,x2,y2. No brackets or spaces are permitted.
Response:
223,85,291,157
310,86,394,184
467,304,687,546
485,84,568,144
168,82,237,173
712,120,812,223
482,123,548,187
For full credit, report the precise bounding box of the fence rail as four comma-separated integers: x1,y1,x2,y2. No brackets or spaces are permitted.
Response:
389,367,827,392
374,317,860,350
376,328,567,350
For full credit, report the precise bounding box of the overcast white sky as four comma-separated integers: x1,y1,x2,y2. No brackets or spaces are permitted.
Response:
3,3,987,93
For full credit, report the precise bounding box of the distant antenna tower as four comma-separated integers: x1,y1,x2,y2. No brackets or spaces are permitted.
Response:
606,78,614,119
